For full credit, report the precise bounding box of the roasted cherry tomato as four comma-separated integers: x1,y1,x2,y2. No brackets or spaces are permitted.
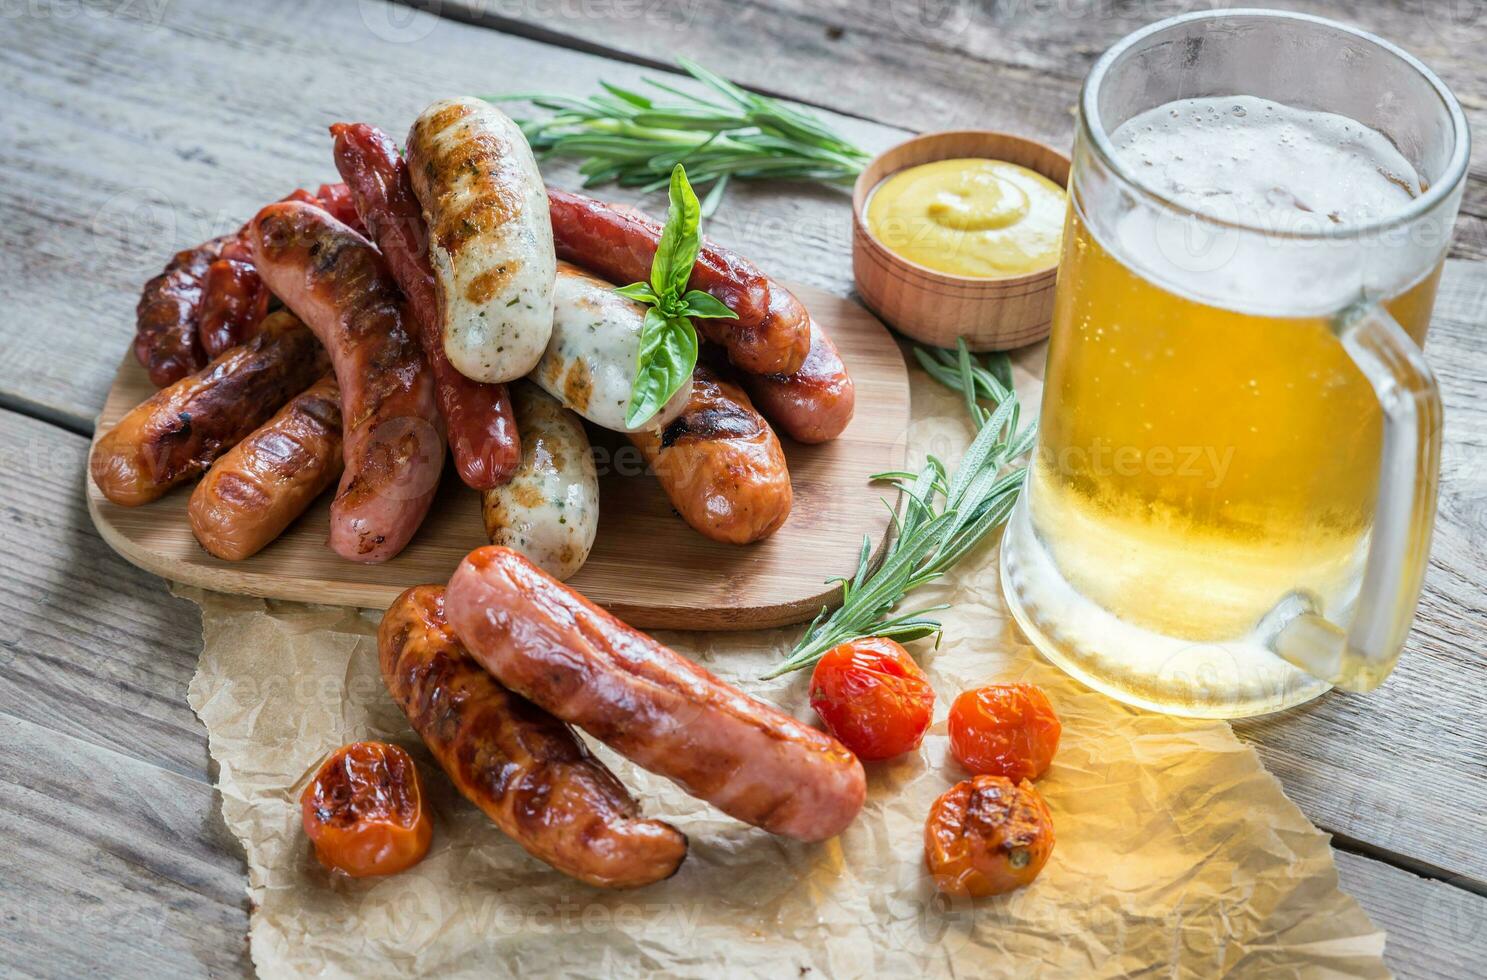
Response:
809,637,935,761
947,683,1061,782
300,741,433,877
924,775,1054,897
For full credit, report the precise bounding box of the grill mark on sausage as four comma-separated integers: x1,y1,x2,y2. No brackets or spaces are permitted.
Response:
659,404,761,449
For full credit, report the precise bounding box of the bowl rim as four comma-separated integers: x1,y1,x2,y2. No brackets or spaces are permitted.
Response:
851,129,1072,287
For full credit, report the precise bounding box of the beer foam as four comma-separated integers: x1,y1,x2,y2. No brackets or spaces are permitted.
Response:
1112,96,1421,232
1091,96,1431,316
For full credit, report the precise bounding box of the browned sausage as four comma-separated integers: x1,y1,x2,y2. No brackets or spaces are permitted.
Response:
134,235,231,386
548,188,809,376
92,312,327,506
379,585,688,888
444,547,867,842
197,258,272,358
733,310,855,444
134,186,360,388
331,121,520,490
249,201,445,564
627,364,791,544
187,374,344,560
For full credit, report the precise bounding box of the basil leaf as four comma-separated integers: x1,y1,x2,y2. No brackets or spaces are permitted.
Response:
615,281,659,305
626,308,698,429
649,164,701,298
680,289,738,320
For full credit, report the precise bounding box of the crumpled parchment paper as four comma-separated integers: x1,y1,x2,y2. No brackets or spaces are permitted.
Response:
183,351,1388,978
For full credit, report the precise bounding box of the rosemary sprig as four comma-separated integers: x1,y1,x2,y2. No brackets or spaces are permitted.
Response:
764,341,1036,678
487,58,870,214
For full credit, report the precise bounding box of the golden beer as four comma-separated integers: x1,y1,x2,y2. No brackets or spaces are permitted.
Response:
1001,54,1463,718
1032,208,1442,642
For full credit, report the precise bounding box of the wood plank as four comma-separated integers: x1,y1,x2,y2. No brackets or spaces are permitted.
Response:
0,407,248,975
433,0,1487,261
85,285,910,630
1335,851,1487,980
4,399,1485,977
0,713,250,979
0,0,906,431
1,0,1486,971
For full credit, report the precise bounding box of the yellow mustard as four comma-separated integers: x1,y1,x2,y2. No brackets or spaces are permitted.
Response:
866,158,1065,278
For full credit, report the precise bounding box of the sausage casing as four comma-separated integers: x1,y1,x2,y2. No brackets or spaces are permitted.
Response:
134,235,231,386
481,382,598,580
407,98,555,383
444,547,867,842
379,585,688,888
627,364,791,544
93,312,327,506
733,311,855,444
249,201,445,564
332,121,521,489
187,373,344,560
197,258,272,358
548,188,809,376
531,261,692,433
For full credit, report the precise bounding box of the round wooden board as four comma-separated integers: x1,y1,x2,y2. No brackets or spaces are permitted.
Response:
87,283,910,630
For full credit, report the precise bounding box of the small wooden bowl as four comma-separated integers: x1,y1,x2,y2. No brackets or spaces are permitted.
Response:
852,131,1071,351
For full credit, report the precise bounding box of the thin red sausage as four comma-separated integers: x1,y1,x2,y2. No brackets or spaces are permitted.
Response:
445,546,867,842
548,188,810,376
733,310,855,444
197,258,272,358
331,122,520,490
134,235,231,386
379,585,688,888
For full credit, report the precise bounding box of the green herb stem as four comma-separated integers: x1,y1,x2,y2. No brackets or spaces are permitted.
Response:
764,341,1035,678
488,59,870,214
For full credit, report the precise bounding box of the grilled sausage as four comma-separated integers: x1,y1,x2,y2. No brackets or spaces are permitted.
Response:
548,188,809,376
481,382,598,580
627,364,791,544
332,122,520,489
444,547,867,841
187,374,343,560
197,258,272,358
134,183,361,388
93,312,327,506
406,98,555,383
249,201,444,564
379,585,688,888
531,261,692,433
731,311,854,443
134,235,232,386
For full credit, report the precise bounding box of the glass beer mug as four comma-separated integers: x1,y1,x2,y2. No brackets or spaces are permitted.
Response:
1000,10,1470,718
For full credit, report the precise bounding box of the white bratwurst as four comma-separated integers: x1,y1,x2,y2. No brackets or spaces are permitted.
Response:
531,261,693,433
407,97,555,383
480,381,598,580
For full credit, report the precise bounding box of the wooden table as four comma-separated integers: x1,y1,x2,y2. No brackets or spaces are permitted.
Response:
1,1,1483,975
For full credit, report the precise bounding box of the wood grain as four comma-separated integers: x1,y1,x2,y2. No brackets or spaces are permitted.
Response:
428,0,1487,263
2,0,1487,973
0,0,907,433
88,284,909,629
0,408,248,977
1335,850,1487,979
851,131,1069,349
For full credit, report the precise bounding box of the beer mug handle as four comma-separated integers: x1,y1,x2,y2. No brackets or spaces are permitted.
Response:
1271,303,1443,692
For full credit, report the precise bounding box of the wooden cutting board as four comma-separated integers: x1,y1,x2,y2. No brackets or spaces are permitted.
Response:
87,283,911,630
